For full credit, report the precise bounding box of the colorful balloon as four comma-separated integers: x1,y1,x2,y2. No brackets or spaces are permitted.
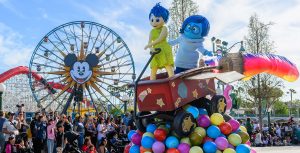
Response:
189,131,203,146
130,145,140,153
238,131,250,143
180,137,191,146
203,141,217,153
189,146,203,153
239,126,247,133
177,143,190,153
185,105,200,119
197,115,211,128
124,144,131,153
131,133,142,146
140,146,152,153
207,125,221,139
228,133,242,146
236,144,251,153
128,130,137,141
143,132,154,138
219,122,232,135
152,141,165,153
146,124,157,133
198,108,208,115
154,128,167,141
166,148,180,153
165,136,179,149
250,148,257,153
141,136,155,149
202,136,214,144
194,127,206,137
215,137,229,150
223,148,236,153
210,113,224,126
228,119,240,132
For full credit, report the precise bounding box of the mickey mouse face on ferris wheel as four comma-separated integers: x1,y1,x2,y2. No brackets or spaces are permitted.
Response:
64,54,99,84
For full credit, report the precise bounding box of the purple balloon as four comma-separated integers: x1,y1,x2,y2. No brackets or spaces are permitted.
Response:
197,115,211,128
227,143,235,149
215,137,229,150
177,143,190,153
131,133,142,146
228,119,240,132
152,141,165,153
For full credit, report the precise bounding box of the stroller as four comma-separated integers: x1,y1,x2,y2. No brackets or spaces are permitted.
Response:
106,131,129,153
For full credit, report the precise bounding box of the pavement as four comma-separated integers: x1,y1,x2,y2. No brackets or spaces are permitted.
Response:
253,146,300,153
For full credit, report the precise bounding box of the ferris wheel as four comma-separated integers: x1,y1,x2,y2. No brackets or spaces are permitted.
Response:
28,21,135,113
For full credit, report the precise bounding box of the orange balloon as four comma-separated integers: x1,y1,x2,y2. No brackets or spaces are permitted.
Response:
140,146,152,153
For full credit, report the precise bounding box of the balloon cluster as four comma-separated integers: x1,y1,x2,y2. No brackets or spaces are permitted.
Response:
125,107,257,153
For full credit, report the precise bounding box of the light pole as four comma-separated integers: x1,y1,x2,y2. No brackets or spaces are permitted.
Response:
287,89,296,117
0,83,6,111
122,95,129,113
267,107,272,133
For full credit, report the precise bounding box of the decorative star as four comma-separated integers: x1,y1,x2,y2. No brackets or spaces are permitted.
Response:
192,89,198,98
171,82,175,87
182,116,195,132
175,97,182,108
147,88,152,94
156,98,165,108
217,98,227,113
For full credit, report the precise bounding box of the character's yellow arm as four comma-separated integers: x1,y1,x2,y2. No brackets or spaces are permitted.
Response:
149,26,168,47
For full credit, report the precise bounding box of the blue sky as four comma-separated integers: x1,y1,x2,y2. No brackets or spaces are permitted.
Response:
1,0,300,99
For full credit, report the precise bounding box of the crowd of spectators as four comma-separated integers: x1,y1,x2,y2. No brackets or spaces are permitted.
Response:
0,105,135,153
243,117,300,147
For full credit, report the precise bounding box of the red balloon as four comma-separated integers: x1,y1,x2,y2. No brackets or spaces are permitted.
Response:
219,122,232,135
202,136,214,144
124,144,131,153
154,128,167,141
136,129,144,136
166,148,180,153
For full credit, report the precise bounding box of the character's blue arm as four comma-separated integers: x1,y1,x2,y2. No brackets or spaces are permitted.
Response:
168,36,181,46
197,46,213,56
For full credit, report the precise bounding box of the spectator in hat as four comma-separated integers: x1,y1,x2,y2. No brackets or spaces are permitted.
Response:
2,112,19,151
15,104,25,117
0,111,7,152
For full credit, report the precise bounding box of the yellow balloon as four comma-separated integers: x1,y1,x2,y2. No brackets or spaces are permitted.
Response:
180,137,191,146
143,132,154,138
240,126,247,133
223,148,236,153
210,113,224,126
216,150,222,153
228,133,242,146
189,146,203,153
194,127,206,137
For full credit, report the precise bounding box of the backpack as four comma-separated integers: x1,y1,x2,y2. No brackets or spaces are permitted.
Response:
35,122,46,140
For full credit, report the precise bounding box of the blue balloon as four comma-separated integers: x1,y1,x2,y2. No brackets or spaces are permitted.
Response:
128,130,136,141
129,144,140,153
219,133,226,138
203,141,217,153
198,108,208,115
236,144,251,153
146,124,157,133
141,136,155,149
186,106,199,119
207,125,221,139
165,136,179,148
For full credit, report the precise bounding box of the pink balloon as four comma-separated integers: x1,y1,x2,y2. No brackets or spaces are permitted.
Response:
228,119,240,132
152,141,165,153
131,133,142,146
223,85,232,113
250,148,257,153
177,143,190,153
215,137,228,150
197,115,211,128
245,140,251,146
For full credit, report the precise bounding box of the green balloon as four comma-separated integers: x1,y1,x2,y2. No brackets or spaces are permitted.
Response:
189,146,203,153
143,132,154,138
194,127,206,137
180,137,191,146
238,131,250,143
223,148,236,153
228,133,242,146
189,131,203,146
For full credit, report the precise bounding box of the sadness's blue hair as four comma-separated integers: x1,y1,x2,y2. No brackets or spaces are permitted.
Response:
180,15,210,37
149,3,169,22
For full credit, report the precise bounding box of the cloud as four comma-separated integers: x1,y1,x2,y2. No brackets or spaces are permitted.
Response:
0,23,33,71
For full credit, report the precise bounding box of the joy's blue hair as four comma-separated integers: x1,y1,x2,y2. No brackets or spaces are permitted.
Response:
149,3,169,22
180,15,210,37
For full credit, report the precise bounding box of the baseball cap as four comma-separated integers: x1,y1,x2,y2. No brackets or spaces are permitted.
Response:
7,112,15,116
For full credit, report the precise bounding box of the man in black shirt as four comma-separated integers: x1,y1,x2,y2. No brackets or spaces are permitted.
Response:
56,122,66,153
30,112,40,153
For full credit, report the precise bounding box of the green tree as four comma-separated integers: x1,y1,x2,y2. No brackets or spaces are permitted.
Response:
238,14,284,130
273,100,289,115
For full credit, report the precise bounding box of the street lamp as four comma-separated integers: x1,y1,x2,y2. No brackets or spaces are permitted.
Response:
0,83,6,111
287,89,296,117
122,94,130,113
266,107,272,133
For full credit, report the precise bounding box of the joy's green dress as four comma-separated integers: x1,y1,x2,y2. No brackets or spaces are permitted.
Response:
150,26,174,69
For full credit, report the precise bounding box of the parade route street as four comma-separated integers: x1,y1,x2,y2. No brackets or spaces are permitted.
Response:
253,146,300,153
